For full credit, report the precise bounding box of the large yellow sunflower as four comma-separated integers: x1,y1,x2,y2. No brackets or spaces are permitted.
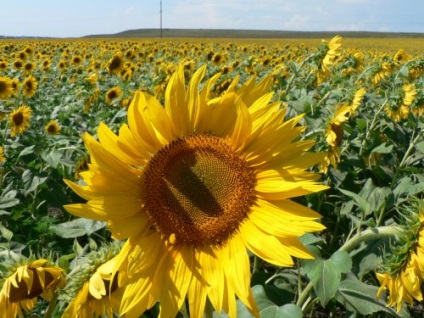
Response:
64,64,327,317
9,105,32,137
0,259,66,317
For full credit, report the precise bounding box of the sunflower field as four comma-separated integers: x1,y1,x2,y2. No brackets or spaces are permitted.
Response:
0,35,424,317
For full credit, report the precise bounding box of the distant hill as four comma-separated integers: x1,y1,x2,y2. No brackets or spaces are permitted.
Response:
83,28,424,39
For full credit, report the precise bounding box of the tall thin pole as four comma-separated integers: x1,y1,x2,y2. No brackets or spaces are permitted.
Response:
160,0,163,38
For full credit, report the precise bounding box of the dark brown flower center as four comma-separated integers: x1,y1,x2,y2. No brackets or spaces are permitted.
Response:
143,134,256,246
13,112,24,126
9,269,55,302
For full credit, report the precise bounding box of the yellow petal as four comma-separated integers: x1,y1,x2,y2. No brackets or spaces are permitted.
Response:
165,64,190,137
239,220,295,267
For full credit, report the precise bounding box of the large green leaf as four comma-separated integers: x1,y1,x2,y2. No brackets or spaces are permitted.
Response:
50,218,106,238
217,285,301,318
336,276,410,317
304,251,352,306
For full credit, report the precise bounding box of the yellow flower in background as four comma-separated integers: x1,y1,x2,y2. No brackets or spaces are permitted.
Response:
107,51,124,75
62,256,123,318
84,73,99,86
45,120,61,135
0,76,14,100
402,84,417,107
105,86,123,105
21,75,38,98
0,145,6,162
385,84,417,122
377,202,424,312
393,49,409,64
325,104,351,148
350,88,366,113
9,105,32,137
0,259,66,317
64,64,327,317
372,61,392,85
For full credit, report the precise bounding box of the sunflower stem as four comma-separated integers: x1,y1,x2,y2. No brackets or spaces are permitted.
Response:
44,291,59,318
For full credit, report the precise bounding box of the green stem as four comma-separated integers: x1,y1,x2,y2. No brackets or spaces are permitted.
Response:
359,99,387,157
399,127,423,168
44,292,59,318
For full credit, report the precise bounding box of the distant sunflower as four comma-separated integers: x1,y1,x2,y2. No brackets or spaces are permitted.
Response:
0,258,66,317
84,73,99,86
21,75,38,98
23,61,36,74
10,78,20,96
0,76,13,100
0,145,6,162
0,60,8,70
325,104,352,148
107,52,124,75
105,86,123,105
45,120,61,135
65,65,327,317
9,105,31,137
12,59,23,70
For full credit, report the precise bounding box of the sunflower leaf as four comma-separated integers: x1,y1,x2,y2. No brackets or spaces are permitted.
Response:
50,218,106,238
335,276,411,317
304,251,352,306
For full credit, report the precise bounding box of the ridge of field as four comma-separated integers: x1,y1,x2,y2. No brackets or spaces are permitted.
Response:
81,28,424,54
83,28,424,39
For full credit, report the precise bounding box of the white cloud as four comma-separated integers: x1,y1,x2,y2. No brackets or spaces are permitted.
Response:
282,14,310,30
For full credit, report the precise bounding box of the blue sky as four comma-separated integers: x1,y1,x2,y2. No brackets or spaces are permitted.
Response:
2,0,424,37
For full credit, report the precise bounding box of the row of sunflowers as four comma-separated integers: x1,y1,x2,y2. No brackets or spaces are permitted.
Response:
0,35,424,317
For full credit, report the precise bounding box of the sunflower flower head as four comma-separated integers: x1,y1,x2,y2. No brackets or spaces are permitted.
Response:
105,86,123,105
45,120,61,135
61,243,123,318
21,75,38,98
107,52,124,75
0,145,6,163
9,105,32,137
325,104,352,148
64,64,328,318
0,76,14,100
0,257,66,317
376,198,424,312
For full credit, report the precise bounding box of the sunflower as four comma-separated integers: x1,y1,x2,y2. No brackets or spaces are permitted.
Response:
0,76,14,100
325,104,352,148
45,120,61,135
0,60,8,70
376,199,424,312
12,59,23,69
21,75,38,98
105,86,123,105
9,105,32,137
64,64,327,317
62,245,123,318
0,145,6,162
0,258,66,317
84,73,99,86
107,52,124,75
23,61,36,74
